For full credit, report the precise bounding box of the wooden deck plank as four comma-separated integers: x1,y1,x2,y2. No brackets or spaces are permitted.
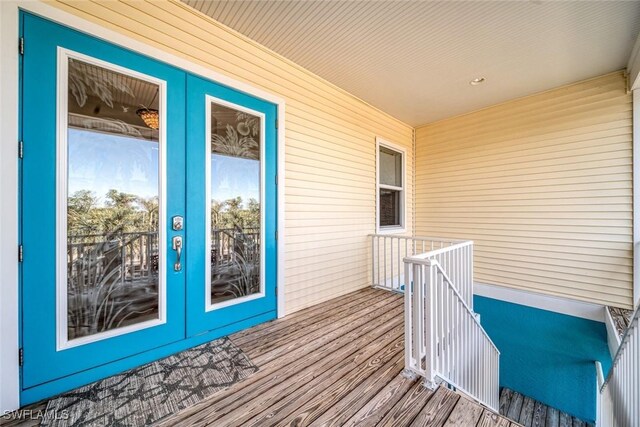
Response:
235,288,382,349
559,412,573,427
307,353,405,427
241,291,399,355
201,325,404,424
443,396,484,426
250,294,403,364
499,388,514,416
241,331,404,427
506,392,524,422
572,419,586,427
519,396,535,426
341,374,417,427
376,379,437,427
261,343,405,426
409,386,460,427
546,407,560,427
477,409,512,427
159,293,404,426
531,401,547,427
230,288,377,342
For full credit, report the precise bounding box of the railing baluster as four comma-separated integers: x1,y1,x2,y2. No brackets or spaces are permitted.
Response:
371,235,376,287
377,236,381,288
383,236,387,290
397,238,402,290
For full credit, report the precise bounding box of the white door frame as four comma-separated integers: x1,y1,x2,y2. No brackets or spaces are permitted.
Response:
0,0,286,412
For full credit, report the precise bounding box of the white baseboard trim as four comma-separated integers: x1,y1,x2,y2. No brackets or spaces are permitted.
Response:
474,282,605,322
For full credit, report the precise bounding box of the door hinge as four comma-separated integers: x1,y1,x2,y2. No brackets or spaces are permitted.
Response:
275,119,278,129
18,348,24,367
275,174,278,185
275,230,278,240
19,37,24,55
18,140,23,159
18,245,23,262
275,286,278,296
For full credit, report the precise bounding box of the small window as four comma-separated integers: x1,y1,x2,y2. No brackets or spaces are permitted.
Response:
376,138,405,232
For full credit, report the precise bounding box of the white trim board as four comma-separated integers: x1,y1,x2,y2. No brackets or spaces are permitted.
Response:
0,0,21,415
474,282,605,322
0,0,286,412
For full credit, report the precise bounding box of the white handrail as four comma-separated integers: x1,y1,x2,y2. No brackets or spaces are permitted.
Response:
404,255,500,411
597,303,640,427
370,234,474,308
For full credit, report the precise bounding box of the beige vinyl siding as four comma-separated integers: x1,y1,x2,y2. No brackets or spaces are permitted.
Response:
46,0,413,314
415,72,633,309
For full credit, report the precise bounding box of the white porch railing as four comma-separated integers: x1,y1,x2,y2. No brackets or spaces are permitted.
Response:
596,303,640,427
370,234,474,308
403,246,500,412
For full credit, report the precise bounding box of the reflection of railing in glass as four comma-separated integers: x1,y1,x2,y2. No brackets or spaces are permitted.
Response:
66,232,159,340
211,227,260,304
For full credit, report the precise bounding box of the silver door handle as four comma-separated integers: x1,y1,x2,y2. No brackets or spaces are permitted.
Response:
172,236,183,271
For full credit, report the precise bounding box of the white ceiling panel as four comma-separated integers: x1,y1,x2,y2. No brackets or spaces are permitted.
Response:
183,0,640,126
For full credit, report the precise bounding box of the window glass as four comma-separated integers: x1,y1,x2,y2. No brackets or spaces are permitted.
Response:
379,146,402,187
379,189,400,227
66,57,161,341
209,102,262,306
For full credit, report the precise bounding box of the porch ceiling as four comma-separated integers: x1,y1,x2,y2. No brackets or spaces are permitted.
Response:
182,0,640,126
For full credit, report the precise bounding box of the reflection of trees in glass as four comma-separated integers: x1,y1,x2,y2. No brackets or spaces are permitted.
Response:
210,196,261,304
68,189,158,236
67,189,160,340
211,196,259,231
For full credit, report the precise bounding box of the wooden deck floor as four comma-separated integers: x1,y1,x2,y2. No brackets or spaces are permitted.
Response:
2,288,518,426
499,388,593,427
161,287,519,427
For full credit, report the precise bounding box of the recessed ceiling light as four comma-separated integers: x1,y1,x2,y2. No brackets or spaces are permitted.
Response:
469,77,486,86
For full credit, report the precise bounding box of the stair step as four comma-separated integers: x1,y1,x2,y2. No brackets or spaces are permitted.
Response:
498,388,593,427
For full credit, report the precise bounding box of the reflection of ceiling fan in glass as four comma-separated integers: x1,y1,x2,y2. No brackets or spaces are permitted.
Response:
137,88,159,130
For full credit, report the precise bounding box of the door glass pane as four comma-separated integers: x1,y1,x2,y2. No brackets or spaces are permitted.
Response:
65,57,162,341
209,101,261,306
379,146,402,187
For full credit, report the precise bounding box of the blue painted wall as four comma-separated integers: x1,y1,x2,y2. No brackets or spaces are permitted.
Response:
474,295,611,422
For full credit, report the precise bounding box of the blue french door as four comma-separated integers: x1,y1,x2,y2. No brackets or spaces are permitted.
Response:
185,75,277,336
20,12,277,402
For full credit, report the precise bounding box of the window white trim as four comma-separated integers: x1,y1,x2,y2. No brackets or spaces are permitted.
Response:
375,137,406,234
0,0,21,414
55,48,168,351
205,95,266,312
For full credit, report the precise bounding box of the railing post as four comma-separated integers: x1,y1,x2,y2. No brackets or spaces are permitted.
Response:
423,261,437,389
403,259,415,378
